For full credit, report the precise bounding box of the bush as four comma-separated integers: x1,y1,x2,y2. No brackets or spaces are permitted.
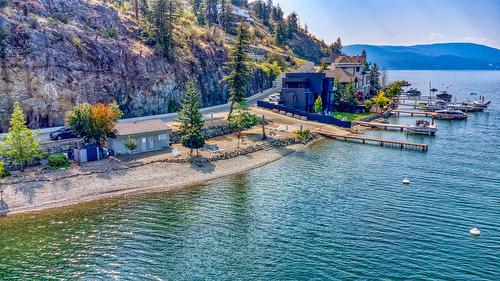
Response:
48,153,70,170
0,161,8,178
294,129,312,140
104,27,118,39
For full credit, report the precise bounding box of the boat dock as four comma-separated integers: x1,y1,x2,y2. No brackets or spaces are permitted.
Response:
399,96,437,102
392,109,436,117
354,121,408,131
318,131,428,151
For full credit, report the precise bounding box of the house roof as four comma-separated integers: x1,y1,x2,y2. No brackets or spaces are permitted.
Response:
325,68,355,83
334,55,366,64
320,55,337,64
113,119,172,136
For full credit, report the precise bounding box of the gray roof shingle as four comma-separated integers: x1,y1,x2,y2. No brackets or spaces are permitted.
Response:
113,119,171,136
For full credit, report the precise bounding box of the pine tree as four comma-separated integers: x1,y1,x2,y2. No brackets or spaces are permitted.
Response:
0,102,44,171
231,0,247,7
178,80,205,156
271,4,283,22
330,37,342,56
369,63,381,96
286,12,299,39
151,0,180,58
224,21,253,117
361,49,369,71
220,0,233,32
206,0,219,24
192,0,206,25
274,22,287,46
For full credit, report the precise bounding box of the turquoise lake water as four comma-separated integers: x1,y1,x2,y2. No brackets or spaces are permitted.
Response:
0,71,499,280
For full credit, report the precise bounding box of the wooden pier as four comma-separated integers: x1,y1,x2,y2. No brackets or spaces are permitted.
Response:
399,96,437,102
354,121,408,131
318,131,428,151
392,109,436,117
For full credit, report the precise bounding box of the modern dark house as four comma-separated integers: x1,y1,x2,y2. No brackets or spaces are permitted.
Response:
280,73,335,113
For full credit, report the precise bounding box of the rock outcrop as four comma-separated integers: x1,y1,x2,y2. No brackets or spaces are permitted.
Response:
0,1,323,132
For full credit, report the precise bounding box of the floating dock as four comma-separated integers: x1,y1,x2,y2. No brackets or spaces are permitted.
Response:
318,131,428,151
399,96,437,102
392,109,436,117
354,121,408,131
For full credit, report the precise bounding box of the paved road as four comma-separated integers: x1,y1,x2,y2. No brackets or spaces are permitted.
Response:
0,86,280,144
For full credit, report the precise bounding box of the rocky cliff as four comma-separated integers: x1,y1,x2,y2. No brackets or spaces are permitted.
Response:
0,0,325,132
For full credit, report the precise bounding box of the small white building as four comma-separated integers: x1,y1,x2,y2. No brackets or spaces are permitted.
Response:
108,119,172,155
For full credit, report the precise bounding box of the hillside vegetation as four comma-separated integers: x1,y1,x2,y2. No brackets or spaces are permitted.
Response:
0,0,329,132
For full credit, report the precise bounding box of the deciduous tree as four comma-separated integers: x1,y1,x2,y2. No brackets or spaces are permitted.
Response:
314,96,323,113
66,103,123,145
228,102,258,148
0,102,44,171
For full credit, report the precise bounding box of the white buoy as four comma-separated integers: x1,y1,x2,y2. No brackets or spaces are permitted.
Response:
470,227,480,236
402,178,411,184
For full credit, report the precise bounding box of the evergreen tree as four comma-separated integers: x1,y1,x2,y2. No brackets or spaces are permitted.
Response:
0,102,44,171
271,4,283,22
151,0,180,58
178,80,205,156
369,63,381,96
361,49,369,71
220,0,233,32
231,0,247,7
360,49,367,59
286,12,299,39
192,0,206,25
224,21,253,117
206,0,219,24
314,96,323,113
274,22,287,46
330,37,342,56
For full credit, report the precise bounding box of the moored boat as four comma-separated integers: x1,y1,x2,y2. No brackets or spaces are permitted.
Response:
425,100,447,111
436,91,453,102
407,119,438,135
447,103,475,113
406,88,422,97
434,109,468,120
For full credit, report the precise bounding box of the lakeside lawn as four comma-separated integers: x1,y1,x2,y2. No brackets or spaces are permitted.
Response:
331,112,370,122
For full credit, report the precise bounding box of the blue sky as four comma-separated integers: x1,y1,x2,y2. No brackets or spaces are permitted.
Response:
272,0,500,48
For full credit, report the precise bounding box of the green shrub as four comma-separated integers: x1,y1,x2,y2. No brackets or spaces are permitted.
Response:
294,129,312,140
48,153,70,170
0,161,8,178
104,27,118,39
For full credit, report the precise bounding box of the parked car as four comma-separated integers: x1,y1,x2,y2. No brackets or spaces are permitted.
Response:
50,127,78,140
268,94,280,103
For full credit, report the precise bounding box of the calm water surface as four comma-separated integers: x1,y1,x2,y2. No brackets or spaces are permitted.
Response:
0,71,499,280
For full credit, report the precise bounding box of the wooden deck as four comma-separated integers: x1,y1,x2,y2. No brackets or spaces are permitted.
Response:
399,96,437,102
318,130,428,151
392,109,436,117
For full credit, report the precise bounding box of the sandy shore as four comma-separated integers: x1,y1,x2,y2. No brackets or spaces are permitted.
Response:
0,143,307,216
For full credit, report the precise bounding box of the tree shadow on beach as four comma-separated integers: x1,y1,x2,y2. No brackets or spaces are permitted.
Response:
189,157,215,174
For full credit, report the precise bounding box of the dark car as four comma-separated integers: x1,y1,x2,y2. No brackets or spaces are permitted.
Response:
50,127,77,140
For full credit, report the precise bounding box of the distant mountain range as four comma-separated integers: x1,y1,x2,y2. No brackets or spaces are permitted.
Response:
343,43,500,70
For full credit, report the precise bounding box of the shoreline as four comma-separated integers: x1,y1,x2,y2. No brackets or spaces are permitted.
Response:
0,140,318,217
